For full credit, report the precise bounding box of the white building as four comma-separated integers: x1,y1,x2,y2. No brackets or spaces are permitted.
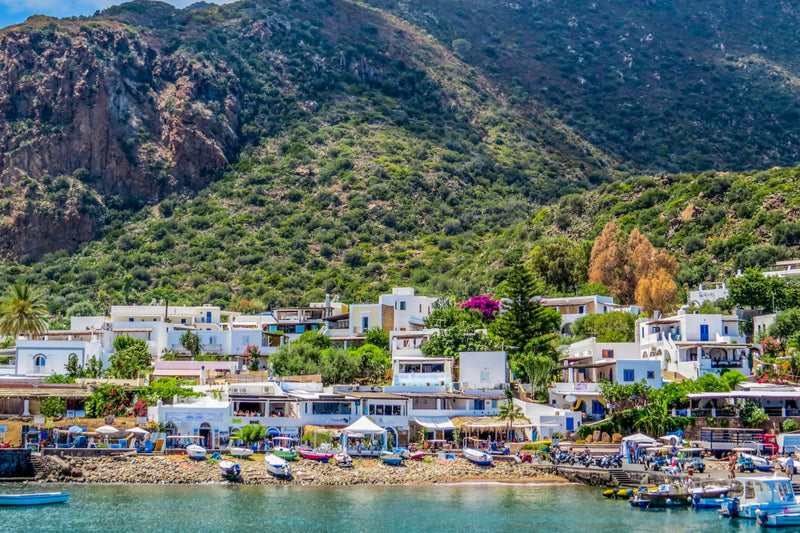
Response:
387,356,454,392
514,400,583,439
549,337,661,421
637,310,754,380
349,287,442,335
538,295,640,336
458,351,508,391
688,282,730,306
763,259,800,279
14,336,102,377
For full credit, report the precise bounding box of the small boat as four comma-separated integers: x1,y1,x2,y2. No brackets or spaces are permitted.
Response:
186,444,207,460
0,492,69,506
462,447,493,466
379,450,405,466
757,509,800,527
298,448,335,462
408,450,425,461
218,460,240,480
630,484,692,509
264,453,292,478
271,437,298,461
334,451,353,468
690,482,732,509
228,447,254,458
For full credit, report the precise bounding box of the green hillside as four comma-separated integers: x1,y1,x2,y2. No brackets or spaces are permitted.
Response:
1,0,800,316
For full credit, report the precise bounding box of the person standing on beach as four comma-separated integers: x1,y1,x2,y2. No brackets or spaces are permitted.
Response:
787,455,795,480
728,453,737,479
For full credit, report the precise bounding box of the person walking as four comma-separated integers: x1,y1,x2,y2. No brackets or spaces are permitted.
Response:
787,454,795,481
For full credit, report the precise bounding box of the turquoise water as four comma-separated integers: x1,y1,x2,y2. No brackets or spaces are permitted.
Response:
0,482,762,533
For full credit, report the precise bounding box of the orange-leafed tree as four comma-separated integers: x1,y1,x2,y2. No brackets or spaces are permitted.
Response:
588,223,679,309
634,268,679,317
587,223,637,302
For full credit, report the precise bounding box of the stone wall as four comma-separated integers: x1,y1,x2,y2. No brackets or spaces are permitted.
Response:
0,449,33,478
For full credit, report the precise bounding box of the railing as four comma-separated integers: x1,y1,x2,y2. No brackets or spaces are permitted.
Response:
708,360,743,369
202,344,223,353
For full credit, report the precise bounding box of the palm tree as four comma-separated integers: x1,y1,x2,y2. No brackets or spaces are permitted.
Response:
0,282,48,339
496,388,528,441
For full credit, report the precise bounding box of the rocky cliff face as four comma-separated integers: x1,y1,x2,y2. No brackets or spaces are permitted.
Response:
0,19,240,259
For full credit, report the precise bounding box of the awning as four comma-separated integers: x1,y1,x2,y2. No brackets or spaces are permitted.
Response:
411,416,455,431
450,416,532,429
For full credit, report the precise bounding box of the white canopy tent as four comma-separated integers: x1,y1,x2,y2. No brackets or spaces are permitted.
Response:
344,416,386,435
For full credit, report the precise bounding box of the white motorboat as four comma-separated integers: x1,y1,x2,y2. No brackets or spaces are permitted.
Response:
218,460,240,480
228,447,254,458
721,476,800,519
462,447,493,466
186,444,207,460
264,453,292,478
334,451,353,468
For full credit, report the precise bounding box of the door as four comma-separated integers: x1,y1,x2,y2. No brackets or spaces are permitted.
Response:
700,324,709,341
566,417,574,431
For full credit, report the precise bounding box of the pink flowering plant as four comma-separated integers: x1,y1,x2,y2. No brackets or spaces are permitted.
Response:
461,294,500,321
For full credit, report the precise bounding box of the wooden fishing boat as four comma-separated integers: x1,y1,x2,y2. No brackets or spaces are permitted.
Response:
0,492,69,506
264,453,292,478
462,447,493,466
218,460,240,480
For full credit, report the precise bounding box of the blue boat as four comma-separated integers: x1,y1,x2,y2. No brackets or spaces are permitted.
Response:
379,450,405,466
0,492,69,506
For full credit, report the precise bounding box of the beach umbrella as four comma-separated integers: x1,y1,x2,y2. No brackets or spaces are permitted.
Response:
95,425,119,435
127,427,150,435
68,425,84,433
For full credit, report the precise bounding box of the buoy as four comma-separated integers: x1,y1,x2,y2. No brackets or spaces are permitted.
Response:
603,489,615,498
616,488,632,499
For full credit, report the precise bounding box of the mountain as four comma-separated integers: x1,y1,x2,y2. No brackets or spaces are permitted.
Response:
0,0,799,314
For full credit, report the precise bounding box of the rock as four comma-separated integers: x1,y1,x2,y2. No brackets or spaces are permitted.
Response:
592,431,601,442
601,432,611,443
70,468,83,477
611,433,622,444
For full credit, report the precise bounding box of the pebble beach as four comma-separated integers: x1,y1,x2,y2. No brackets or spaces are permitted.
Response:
32,453,568,486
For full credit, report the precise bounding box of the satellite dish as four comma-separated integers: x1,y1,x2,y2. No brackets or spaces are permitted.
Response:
565,395,578,403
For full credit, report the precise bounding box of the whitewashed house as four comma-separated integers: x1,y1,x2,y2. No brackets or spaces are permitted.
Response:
538,295,640,336
637,310,754,380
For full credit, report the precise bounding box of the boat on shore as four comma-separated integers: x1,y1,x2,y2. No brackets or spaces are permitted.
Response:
462,447,493,466
264,453,292,478
691,483,732,509
271,437,298,461
298,448,335,462
380,450,405,466
0,492,69,506
186,444,207,461
334,451,353,468
218,460,240,481
228,447,254,458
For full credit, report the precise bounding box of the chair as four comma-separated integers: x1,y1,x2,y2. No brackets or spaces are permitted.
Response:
144,441,154,453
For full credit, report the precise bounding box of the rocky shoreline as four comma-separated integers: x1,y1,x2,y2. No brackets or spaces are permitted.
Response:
29,454,568,486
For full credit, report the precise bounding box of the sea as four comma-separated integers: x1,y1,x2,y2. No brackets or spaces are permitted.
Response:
0,482,763,533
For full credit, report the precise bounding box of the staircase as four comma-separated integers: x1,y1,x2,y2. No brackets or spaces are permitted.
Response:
28,454,45,477
792,481,800,494
609,469,637,488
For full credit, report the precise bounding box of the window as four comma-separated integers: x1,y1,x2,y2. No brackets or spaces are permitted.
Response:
400,301,406,311
480,369,491,382
623,369,634,382
578,305,585,314
33,354,46,368
647,371,655,379
242,336,249,345
724,326,729,335
601,349,614,359
361,316,369,331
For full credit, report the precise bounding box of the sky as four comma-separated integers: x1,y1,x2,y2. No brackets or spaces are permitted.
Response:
0,0,235,29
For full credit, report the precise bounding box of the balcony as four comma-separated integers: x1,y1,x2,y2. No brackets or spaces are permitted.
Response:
202,344,223,354
393,372,451,387
550,382,600,395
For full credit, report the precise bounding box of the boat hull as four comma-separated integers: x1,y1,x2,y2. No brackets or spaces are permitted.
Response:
186,445,207,460
334,452,353,468
0,493,69,506
218,460,240,480
264,454,292,478
380,451,404,465
272,447,298,461
298,449,335,462
758,510,800,527
462,447,493,466
229,447,254,458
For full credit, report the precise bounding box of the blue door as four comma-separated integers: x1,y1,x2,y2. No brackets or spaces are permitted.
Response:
700,324,709,341
566,417,574,431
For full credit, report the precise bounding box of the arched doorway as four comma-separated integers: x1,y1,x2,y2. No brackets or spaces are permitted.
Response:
385,427,399,448
199,422,213,449
165,422,177,437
